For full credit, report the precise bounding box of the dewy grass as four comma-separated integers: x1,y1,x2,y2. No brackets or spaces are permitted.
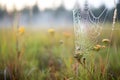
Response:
0,24,120,80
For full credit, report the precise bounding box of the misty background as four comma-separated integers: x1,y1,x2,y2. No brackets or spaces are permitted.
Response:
0,0,120,27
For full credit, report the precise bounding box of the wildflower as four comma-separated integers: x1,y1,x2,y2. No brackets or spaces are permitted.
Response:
102,39,110,43
93,44,101,51
96,44,101,48
18,27,25,35
93,46,100,51
102,45,106,48
48,28,55,35
63,32,71,39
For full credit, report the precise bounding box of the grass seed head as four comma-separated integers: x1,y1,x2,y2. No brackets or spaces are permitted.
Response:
59,40,64,44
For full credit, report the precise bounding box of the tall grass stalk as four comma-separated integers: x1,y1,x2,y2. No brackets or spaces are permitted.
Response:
15,12,21,59
105,0,117,74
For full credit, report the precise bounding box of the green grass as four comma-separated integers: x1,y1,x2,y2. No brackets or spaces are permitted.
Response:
0,23,120,80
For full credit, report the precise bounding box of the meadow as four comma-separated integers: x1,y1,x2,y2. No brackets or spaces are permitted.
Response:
0,23,120,80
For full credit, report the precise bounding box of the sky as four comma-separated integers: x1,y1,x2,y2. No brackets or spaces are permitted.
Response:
0,0,118,12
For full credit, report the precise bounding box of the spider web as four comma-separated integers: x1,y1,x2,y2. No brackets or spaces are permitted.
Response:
73,1,109,55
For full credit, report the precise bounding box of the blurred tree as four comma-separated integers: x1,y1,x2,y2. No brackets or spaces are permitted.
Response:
33,5,40,14
0,9,6,19
117,3,120,21
0,3,119,24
